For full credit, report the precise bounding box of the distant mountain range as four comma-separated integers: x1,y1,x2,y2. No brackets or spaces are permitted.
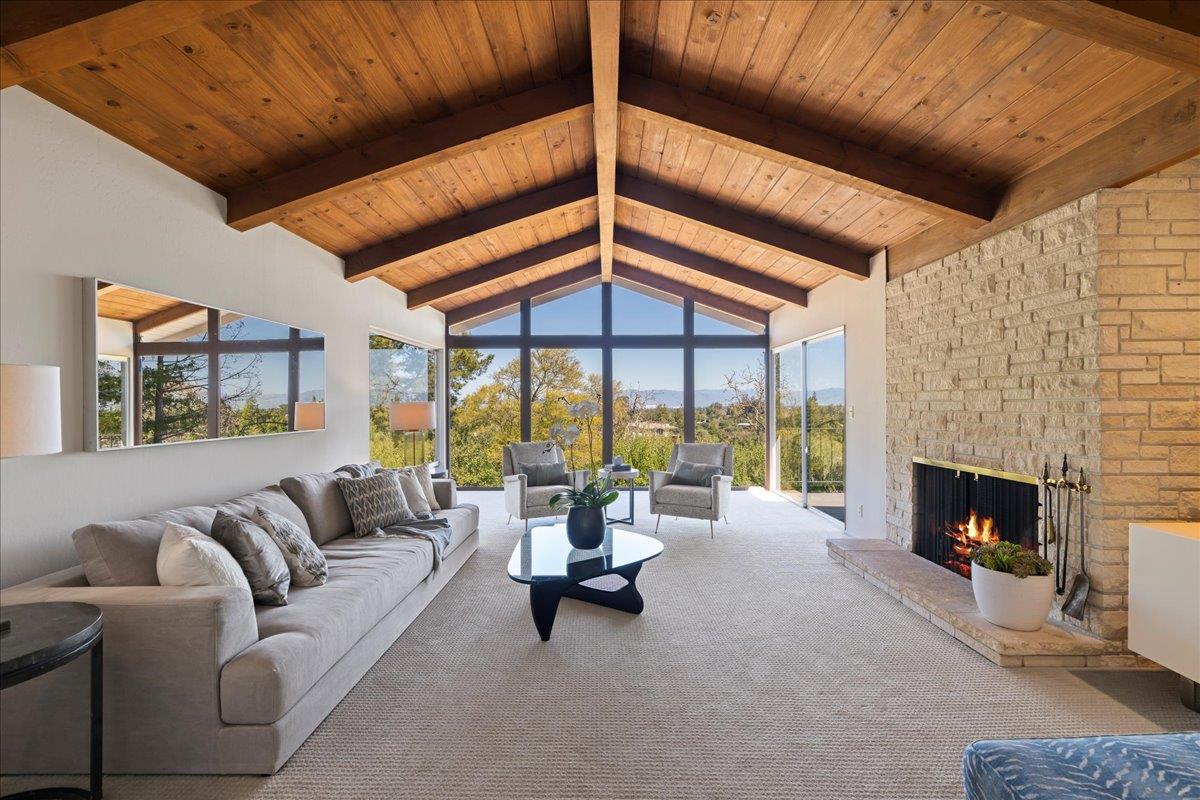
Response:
627,387,844,408
228,389,324,410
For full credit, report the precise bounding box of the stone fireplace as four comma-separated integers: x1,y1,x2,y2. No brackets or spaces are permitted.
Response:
884,158,1200,645
911,458,1039,579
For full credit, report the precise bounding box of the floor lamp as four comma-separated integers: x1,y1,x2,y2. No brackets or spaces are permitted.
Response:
389,401,435,466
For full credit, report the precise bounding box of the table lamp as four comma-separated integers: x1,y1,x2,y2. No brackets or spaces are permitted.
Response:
294,401,325,431
1,364,63,633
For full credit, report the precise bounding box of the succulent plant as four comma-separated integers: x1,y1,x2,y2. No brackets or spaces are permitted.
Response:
971,541,1052,579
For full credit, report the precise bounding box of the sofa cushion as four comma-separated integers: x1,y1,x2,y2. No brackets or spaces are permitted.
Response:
654,483,712,509
279,472,353,546
74,505,217,587
526,485,572,508
219,535,434,725
437,505,479,557
216,486,311,539
963,733,1200,800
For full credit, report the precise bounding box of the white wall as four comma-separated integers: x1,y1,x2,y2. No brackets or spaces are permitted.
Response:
769,252,886,538
0,88,444,586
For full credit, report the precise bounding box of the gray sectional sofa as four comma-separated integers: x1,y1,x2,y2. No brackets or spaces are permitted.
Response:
0,470,479,775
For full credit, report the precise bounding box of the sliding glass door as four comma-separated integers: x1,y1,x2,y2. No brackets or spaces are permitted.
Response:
774,329,846,523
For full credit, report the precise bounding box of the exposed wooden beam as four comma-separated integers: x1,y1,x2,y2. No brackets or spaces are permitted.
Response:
982,1,1200,74
588,0,621,281
618,72,997,228
445,263,601,326
226,74,594,231
405,230,597,309
0,1,258,88
615,174,870,280
133,301,205,335
345,177,596,283
96,281,120,297
611,263,770,326
888,80,1200,278
614,229,807,307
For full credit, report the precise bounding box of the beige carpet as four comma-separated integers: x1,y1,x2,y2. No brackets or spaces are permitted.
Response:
4,490,1196,799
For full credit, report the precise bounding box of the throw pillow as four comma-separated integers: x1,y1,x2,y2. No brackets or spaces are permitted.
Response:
335,461,381,479
252,506,328,587
337,471,413,538
520,461,569,487
210,510,290,605
408,463,441,511
669,460,723,487
393,469,433,517
156,522,251,593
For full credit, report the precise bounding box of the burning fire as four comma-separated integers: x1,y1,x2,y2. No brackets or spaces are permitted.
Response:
945,510,1000,577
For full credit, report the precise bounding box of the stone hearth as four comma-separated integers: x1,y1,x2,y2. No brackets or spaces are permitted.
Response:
825,538,1159,668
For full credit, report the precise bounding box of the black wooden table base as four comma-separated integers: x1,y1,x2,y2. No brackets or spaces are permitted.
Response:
529,562,644,641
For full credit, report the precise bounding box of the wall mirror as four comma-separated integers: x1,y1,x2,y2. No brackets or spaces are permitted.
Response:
85,279,325,451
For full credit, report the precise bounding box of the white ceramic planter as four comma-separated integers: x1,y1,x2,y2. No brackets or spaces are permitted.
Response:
971,563,1054,632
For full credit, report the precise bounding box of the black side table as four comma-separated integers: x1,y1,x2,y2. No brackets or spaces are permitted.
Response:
0,603,103,800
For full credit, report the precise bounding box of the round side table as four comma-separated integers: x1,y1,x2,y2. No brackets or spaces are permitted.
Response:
0,602,103,800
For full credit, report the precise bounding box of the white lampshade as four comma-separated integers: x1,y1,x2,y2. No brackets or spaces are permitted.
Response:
1,364,62,458
294,401,325,431
389,401,435,432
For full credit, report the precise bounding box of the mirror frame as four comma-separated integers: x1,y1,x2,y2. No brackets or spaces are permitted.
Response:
83,277,326,452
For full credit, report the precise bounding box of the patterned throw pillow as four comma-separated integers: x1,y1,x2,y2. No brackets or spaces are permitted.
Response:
252,506,328,587
210,510,290,605
669,460,723,486
520,461,570,487
336,471,414,538
335,461,381,479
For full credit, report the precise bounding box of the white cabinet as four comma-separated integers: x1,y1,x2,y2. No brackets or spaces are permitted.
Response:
1128,522,1200,685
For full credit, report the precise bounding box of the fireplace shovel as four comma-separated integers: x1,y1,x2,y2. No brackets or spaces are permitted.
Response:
1062,470,1089,620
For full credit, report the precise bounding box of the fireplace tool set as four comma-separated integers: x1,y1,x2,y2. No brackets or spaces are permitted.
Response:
1041,455,1092,620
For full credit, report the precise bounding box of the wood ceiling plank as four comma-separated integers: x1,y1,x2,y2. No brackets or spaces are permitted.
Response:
552,0,590,77
445,262,601,324
612,262,771,324
615,174,869,279
516,0,563,86
475,0,535,96
620,72,997,227
822,0,963,139
344,1,453,122
406,229,598,308
982,0,1200,74
226,73,593,230
759,0,862,118
620,0,658,76
346,176,596,281
792,0,914,127
589,0,621,281
133,301,206,335
615,228,807,306
898,28,1091,171
704,0,774,102
871,14,1046,157
844,2,1006,150
676,0,733,91
730,0,816,110
0,0,257,88
888,80,1200,278
428,0,505,104
648,0,693,85
543,121,579,181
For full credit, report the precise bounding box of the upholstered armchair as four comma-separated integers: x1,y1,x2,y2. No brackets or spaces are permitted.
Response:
649,443,734,538
502,441,590,529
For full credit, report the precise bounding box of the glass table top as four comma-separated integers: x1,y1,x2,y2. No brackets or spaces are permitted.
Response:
506,524,664,584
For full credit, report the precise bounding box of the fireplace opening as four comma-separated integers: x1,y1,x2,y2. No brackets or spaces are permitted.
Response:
912,458,1039,578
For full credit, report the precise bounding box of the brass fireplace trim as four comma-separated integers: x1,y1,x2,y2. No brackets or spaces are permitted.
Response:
911,457,1040,486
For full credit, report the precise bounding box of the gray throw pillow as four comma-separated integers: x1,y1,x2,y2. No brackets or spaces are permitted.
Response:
335,461,381,479
210,510,290,605
670,460,723,486
392,469,433,516
408,463,441,511
252,506,328,587
520,461,569,487
337,471,414,537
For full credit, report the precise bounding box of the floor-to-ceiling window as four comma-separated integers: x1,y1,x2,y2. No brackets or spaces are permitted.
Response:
446,280,770,489
368,332,440,469
774,329,846,522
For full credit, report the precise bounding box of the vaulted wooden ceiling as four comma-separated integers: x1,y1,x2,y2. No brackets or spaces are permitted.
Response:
4,0,1198,326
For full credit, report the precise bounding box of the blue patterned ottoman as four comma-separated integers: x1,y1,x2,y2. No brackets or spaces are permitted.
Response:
963,732,1200,799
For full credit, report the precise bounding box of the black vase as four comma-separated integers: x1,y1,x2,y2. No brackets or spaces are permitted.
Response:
566,506,606,549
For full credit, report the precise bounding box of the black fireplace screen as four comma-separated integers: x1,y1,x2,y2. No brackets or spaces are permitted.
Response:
912,460,1039,578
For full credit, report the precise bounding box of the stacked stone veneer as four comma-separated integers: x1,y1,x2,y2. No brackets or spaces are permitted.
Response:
886,159,1200,642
